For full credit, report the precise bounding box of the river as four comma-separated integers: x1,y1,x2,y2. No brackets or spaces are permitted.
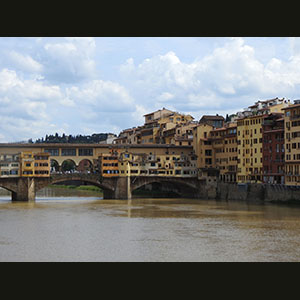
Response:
0,186,300,262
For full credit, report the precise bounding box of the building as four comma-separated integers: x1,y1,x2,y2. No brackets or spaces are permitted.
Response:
282,100,300,185
0,153,20,177
193,123,214,171
210,123,238,183
262,113,285,184
237,114,266,183
20,151,50,177
117,148,197,178
115,108,194,145
33,152,50,177
20,151,35,177
199,115,225,128
98,150,119,177
99,133,117,144
144,108,174,124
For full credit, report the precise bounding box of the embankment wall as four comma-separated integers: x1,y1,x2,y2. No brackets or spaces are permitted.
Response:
215,182,300,203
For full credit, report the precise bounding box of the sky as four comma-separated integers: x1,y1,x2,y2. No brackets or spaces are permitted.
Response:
0,36,300,143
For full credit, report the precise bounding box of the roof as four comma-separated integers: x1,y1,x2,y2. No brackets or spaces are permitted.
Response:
282,104,300,110
236,113,269,121
143,108,173,117
257,97,285,104
200,115,225,120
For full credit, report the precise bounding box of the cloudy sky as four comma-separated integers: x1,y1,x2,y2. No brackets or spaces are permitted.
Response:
1,36,300,142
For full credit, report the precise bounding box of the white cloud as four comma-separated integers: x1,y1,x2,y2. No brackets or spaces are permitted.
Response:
42,37,97,83
4,37,300,142
8,51,43,73
66,80,135,112
119,37,300,118
158,92,174,101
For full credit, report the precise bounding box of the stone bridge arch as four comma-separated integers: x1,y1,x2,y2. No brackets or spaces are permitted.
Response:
0,179,18,194
34,173,117,199
131,176,202,198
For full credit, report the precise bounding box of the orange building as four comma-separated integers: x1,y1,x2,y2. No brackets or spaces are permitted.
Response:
98,150,119,177
20,151,50,177
33,152,50,177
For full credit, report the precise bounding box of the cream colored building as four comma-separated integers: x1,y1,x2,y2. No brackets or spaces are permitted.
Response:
193,123,215,172
118,150,197,177
0,153,20,177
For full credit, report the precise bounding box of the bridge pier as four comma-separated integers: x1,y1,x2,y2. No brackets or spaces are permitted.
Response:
11,177,36,202
114,176,132,200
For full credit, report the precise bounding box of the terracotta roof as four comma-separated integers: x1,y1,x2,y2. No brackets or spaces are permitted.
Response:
200,115,224,120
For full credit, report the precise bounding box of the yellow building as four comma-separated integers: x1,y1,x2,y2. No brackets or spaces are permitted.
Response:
237,115,265,183
193,123,214,172
20,151,35,177
282,101,300,185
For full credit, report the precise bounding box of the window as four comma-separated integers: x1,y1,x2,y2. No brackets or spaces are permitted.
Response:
61,149,76,156
78,148,93,156
44,149,59,156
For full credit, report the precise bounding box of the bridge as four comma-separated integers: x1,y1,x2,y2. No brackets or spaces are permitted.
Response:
0,142,194,170
0,173,206,202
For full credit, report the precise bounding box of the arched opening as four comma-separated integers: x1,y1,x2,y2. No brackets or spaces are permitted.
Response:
132,179,199,199
50,159,60,173
132,181,182,198
61,159,77,173
77,159,93,173
36,178,114,199
0,185,14,198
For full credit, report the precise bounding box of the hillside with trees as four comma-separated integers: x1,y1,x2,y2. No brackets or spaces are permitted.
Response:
32,133,116,144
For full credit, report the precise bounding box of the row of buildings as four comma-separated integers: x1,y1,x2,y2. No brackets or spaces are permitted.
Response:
3,96,300,186
114,108,196,146
96,149,197,178
192,97,298,185
0,151,50,178
110,96,300,186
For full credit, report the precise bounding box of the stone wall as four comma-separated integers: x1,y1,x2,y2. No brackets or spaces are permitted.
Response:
216,182,300,204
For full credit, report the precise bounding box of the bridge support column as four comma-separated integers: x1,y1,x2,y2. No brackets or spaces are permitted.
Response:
11,177,36,202
114,176,132,200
